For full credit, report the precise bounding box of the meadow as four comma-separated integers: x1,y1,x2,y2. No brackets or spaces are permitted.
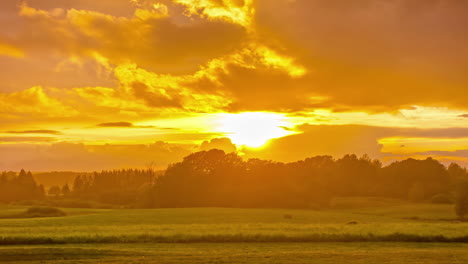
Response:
1,198,468,263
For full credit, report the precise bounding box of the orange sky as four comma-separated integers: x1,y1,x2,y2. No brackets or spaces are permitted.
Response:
0,0,467,171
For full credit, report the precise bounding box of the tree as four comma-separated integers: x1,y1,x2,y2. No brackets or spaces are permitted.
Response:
48,186,61,197
61,184,71,196
448,163,467,182
408,183,425,202
455,180,468,220
72,176,84,194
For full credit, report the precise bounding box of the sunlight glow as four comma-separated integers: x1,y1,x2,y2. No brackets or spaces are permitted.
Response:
174,0,255,28
216,112,297,148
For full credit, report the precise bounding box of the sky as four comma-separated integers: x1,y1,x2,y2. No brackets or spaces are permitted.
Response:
0,0,467,171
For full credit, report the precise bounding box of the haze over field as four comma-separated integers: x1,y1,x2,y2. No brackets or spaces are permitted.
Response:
0,0,467,171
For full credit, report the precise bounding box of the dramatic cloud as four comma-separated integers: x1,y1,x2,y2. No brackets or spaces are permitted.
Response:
0,0,466,170
13,2,248,73
254,0,468,111
0,86,78,118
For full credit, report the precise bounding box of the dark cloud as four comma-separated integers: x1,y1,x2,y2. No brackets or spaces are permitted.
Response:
0,136,57,143
399,127,468,138
245,125,389,162
6,130,62,135
95,121,155,128
131,82,182,109
96,122,134,128
189,64,313,112
245,124,468,162
0,141,194,171
10,2,247,74
253,0,468,111
200,138,237,153
458,114,468,118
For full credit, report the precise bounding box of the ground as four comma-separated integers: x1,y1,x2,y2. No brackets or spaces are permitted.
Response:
2,243,468,264
0,198,467,263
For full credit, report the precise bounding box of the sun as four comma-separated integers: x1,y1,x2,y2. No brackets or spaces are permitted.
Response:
215,112,297,148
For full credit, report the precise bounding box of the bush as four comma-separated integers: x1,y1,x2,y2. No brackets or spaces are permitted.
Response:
431,193,454,204
455,180,468,220
24,207,66,218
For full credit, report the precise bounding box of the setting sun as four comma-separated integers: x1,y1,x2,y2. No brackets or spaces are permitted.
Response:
216,112,296,148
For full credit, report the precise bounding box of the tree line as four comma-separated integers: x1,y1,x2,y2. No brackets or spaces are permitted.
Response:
2,150,468,218
0,170,45,203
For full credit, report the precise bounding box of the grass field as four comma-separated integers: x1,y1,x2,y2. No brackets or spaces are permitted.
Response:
2,243,468,264
1,198,467,263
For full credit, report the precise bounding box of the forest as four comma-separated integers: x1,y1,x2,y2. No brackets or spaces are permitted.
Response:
2,149,468,217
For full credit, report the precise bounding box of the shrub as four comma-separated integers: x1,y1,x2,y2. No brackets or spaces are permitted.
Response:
24,207,66,218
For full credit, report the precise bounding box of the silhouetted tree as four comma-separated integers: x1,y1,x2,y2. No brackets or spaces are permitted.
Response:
61,184,71,196
381,158,449,199
0,170,44,202
3,154,464,210
455,180,468,220
448,163,467,182
48,186,61,197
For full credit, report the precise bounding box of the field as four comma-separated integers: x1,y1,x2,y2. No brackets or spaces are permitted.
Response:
2,243,468,264
1,198,468,263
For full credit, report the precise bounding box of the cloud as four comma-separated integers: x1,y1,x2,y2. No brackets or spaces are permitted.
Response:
6,130,62,135
0,137,57,143
13,2,248,73
0,86,78,118
244,124,468,163
200,137,237,153
114,63,233,112
96,121,156,128
0,42,24,58
379,137,468,154
459,114,468,118
244,125,389,162
0,141,195,171
0,0,467,172
253,0,468,111
96,122,134,128
172,0,255,28
1,0,467,114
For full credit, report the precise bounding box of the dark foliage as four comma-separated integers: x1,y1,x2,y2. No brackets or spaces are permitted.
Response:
455,180,468,220
71,169,157,207
3,150,467,212
0,170,45,203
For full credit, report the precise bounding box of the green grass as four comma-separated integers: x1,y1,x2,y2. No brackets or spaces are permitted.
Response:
1,199,467,263
1,243,468,264
0,198,466,244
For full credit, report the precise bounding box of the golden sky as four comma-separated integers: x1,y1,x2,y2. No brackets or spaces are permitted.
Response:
0,0,467,171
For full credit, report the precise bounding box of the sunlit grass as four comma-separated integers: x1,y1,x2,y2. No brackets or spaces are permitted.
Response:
2,243,468,264
0,201,466,244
